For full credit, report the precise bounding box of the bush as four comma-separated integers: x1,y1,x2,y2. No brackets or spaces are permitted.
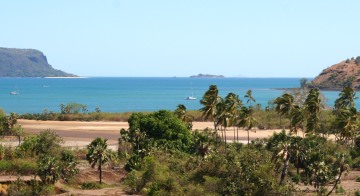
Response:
11,158,38,175
7,179,55,196
291,174,301,184
0,160,11,173
356,176,360,182
335,185,345,194
352,157,360,169
81,182,102,190
355,190,360,196
0,158,37,175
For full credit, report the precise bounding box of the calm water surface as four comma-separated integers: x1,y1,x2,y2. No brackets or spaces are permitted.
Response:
0,77,345,114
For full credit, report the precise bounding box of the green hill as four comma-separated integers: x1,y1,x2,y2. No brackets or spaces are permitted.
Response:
0,47,76,77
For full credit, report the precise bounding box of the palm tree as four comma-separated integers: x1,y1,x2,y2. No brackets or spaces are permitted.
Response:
242,90,257,144
174,104,194,130
216,98,228,143
290,105,305,135
238,106,257,144
334,86,359,144
225,93,242,142
86,137,111,184
274,93,296,130
200,85,221,131
304,89,322,134
334,86,357,109
335,107,359,144
244,90,255,107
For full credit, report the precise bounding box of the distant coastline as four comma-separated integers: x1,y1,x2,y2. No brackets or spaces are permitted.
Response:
44,76,87,79
190,74,225,78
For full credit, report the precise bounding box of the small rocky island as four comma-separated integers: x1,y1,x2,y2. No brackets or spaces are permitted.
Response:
190,73,225,78
308,57,360,90
0,47,76,77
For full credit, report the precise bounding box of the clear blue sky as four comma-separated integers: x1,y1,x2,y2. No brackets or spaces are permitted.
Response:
1,1,360,77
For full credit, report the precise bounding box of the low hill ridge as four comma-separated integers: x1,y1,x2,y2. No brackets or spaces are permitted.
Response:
309,57,360,90
0,47,76,77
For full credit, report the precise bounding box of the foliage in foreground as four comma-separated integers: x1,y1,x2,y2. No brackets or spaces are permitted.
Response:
124,146,292,195
0,130,79,193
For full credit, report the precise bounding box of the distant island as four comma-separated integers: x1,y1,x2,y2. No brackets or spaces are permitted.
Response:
190,74,225,78
0,47,76,77
308,56,360,90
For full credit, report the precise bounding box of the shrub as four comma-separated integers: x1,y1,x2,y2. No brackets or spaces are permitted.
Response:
356,176,360,182
81,182,102,190
355,190,360,196
0,145,4,161
291,174,301,184
352,157,360,169
335,185,345,194
11,158,38,175
0,160,11,173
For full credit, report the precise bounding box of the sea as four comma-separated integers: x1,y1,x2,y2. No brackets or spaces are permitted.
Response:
0,77,347,114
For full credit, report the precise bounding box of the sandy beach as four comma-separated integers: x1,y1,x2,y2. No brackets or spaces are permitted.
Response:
10,119,286,150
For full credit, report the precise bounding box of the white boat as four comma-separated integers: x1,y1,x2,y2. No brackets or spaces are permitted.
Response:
185,83,197,100
185,96,197,100
10,91,19,95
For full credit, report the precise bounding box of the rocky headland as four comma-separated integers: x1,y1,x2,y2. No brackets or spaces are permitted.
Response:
309,57,360,90
0,47,76,77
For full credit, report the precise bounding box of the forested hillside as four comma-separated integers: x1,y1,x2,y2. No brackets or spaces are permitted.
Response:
0,47,76,77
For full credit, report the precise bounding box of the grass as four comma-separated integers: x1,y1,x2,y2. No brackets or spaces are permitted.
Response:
0,158,38,175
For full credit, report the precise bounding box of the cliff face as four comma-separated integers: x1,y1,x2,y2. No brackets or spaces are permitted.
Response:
310,57,360,90
0,47,76,77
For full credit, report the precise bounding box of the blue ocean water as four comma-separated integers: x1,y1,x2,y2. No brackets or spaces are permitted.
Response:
0,77,345,114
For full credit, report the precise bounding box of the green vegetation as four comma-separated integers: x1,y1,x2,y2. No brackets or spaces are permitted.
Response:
0,47,76,77
3,81,360,195
86,137,111,184
0,129,79,195
19,103,150,121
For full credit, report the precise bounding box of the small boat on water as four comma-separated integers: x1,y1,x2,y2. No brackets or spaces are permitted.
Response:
185,96,197,100
185,82,197,100
10,91,19,95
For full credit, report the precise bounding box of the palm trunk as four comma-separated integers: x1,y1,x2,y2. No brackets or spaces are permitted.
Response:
236,127,239,142
233,127,236,143
99,156,102,184
221,126,224,142
296,157,299,174
247,129,250,144
279,155,290,185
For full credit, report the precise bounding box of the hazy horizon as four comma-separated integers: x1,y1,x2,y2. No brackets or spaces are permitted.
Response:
2,1,360,78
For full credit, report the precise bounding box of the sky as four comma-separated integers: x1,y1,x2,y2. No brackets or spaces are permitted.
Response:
1,0,360,77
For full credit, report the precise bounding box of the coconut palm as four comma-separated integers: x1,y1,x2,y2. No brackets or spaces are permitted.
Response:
174,104,194,130
215,98,228,143
224,92,242,142
200,85,221,131
335,107,359,145
304,89,322,134
86,137,111,184
334,86,359,144
290,105,305,135
242,90,257,144
244,90,255,107
335,86,357,109
274,93,296,130
238,106,257,144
